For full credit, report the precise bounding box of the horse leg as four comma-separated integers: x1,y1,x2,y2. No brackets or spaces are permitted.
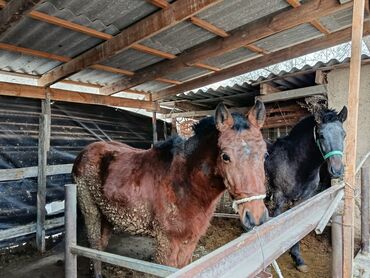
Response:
77,182,103,278
176,240,198,267
154,232,181,267
290,242,309,272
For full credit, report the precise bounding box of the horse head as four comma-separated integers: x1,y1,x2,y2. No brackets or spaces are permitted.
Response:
313,106,347,178
214,101,268,231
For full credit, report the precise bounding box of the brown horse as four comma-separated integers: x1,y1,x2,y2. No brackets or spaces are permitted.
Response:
72,102,268,277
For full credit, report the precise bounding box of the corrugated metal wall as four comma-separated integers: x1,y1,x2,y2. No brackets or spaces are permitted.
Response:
0,96,165,230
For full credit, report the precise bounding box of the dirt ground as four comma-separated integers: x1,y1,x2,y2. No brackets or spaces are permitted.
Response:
0,218,331,278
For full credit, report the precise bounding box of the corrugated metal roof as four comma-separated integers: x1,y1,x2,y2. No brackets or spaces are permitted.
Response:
166,55,370,107
0,0,360,91
132,80,174,93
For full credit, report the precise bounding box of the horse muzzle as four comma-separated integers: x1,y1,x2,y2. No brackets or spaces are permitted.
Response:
239,201,269,232
327,155,344,178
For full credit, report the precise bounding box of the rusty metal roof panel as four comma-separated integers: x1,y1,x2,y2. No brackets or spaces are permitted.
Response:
165,67,211,82
205,47,259,68
196,0,292,32
254,23,323,52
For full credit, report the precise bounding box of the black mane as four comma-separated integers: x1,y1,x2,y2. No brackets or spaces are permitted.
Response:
154,112,249,163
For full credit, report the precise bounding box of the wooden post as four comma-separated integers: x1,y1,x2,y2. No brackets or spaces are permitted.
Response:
65,184,77,278
342,0,365,276
36,95,51,252
171,118,177,136
361,167,370,254
152,111,158,144
332,213,343,278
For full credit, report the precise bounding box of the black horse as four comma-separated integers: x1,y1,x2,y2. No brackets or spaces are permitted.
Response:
265,106,347,272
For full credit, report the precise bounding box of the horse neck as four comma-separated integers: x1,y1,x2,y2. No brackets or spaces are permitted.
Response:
289,123,324,173
182,132,225,206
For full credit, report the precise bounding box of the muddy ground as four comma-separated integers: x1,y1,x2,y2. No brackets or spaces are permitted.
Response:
0,218,331,277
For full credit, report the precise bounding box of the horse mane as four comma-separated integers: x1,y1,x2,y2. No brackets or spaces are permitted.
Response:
153,112,249,162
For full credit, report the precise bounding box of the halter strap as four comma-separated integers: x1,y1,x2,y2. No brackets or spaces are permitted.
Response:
232,194,266,213
313,126,343,160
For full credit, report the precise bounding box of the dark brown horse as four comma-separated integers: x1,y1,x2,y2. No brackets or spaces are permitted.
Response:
72,102,268,277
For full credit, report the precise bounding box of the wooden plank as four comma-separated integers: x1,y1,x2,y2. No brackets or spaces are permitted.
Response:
71,245,177,277
131,44,176,59
28,11,112,40
258,85,327,103
0,217,64,242
37,0,220,87
169,184,344,277
156,77,182,85
0,42,70,62
152,22,370,101
315,69,327,84
0,81,158,110
152,112,158,144
90,64,134,76
343,0,366,276
190,16,229,37
260,83,280,95
192,63,221,72
310,19,331,35
0,164,73,181
100,0,352,95
0,0,42,36
29,11,177,61
145,0,170,9
244,44,269,54
36,97,50,253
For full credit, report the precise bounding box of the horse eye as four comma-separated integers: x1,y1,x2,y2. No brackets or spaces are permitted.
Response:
221,153,231,163
319,134,325,140
264,152,269,159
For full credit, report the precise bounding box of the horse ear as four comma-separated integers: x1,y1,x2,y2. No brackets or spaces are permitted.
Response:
248,99,266,129
338,106,348,122
215,102,234,130
313,108,322,124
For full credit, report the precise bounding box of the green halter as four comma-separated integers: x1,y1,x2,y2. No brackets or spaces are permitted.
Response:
314,126,343,160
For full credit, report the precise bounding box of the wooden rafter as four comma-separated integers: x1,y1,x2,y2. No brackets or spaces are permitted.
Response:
189,16,229,37
28,11,177,60
192,63,221,72
156,78,182,85
0,0,43,35
0,42,135,76
0,81,157,110
145,0,169,9
244,44,269,54
151,22,370,101
100,0,353,96
37,0,220,87
286,0,331,35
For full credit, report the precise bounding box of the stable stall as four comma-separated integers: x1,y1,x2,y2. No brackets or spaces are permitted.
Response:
0,0,368,277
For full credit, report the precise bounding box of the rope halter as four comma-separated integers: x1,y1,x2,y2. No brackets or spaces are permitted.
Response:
313,126,343,160
232,194,266,213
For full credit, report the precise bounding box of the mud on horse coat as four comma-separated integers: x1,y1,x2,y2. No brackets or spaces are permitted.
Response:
72,101,268,278
265,106,347,272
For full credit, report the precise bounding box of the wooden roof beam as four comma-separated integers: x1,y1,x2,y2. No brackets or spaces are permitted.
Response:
0,42,135,76
189,16,229,38
37,0,220,87
286,0,331,35
0,0,42,36
29,11,177,60
100,0,352,96
152,22,370,101
0,81,157,110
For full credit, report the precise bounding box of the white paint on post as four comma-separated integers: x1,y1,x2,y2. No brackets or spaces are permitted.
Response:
65,184,77,278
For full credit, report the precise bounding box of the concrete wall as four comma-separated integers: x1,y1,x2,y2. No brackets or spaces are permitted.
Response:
327,63,370,242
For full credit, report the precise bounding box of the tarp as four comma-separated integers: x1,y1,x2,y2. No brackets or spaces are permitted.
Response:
0,95,165,230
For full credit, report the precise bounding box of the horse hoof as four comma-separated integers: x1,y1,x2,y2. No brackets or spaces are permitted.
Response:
296,264,309,273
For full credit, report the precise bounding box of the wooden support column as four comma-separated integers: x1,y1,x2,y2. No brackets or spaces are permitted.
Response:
36,93,51,252
171,118,177,136
152,112,158,144
342,0,365,276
